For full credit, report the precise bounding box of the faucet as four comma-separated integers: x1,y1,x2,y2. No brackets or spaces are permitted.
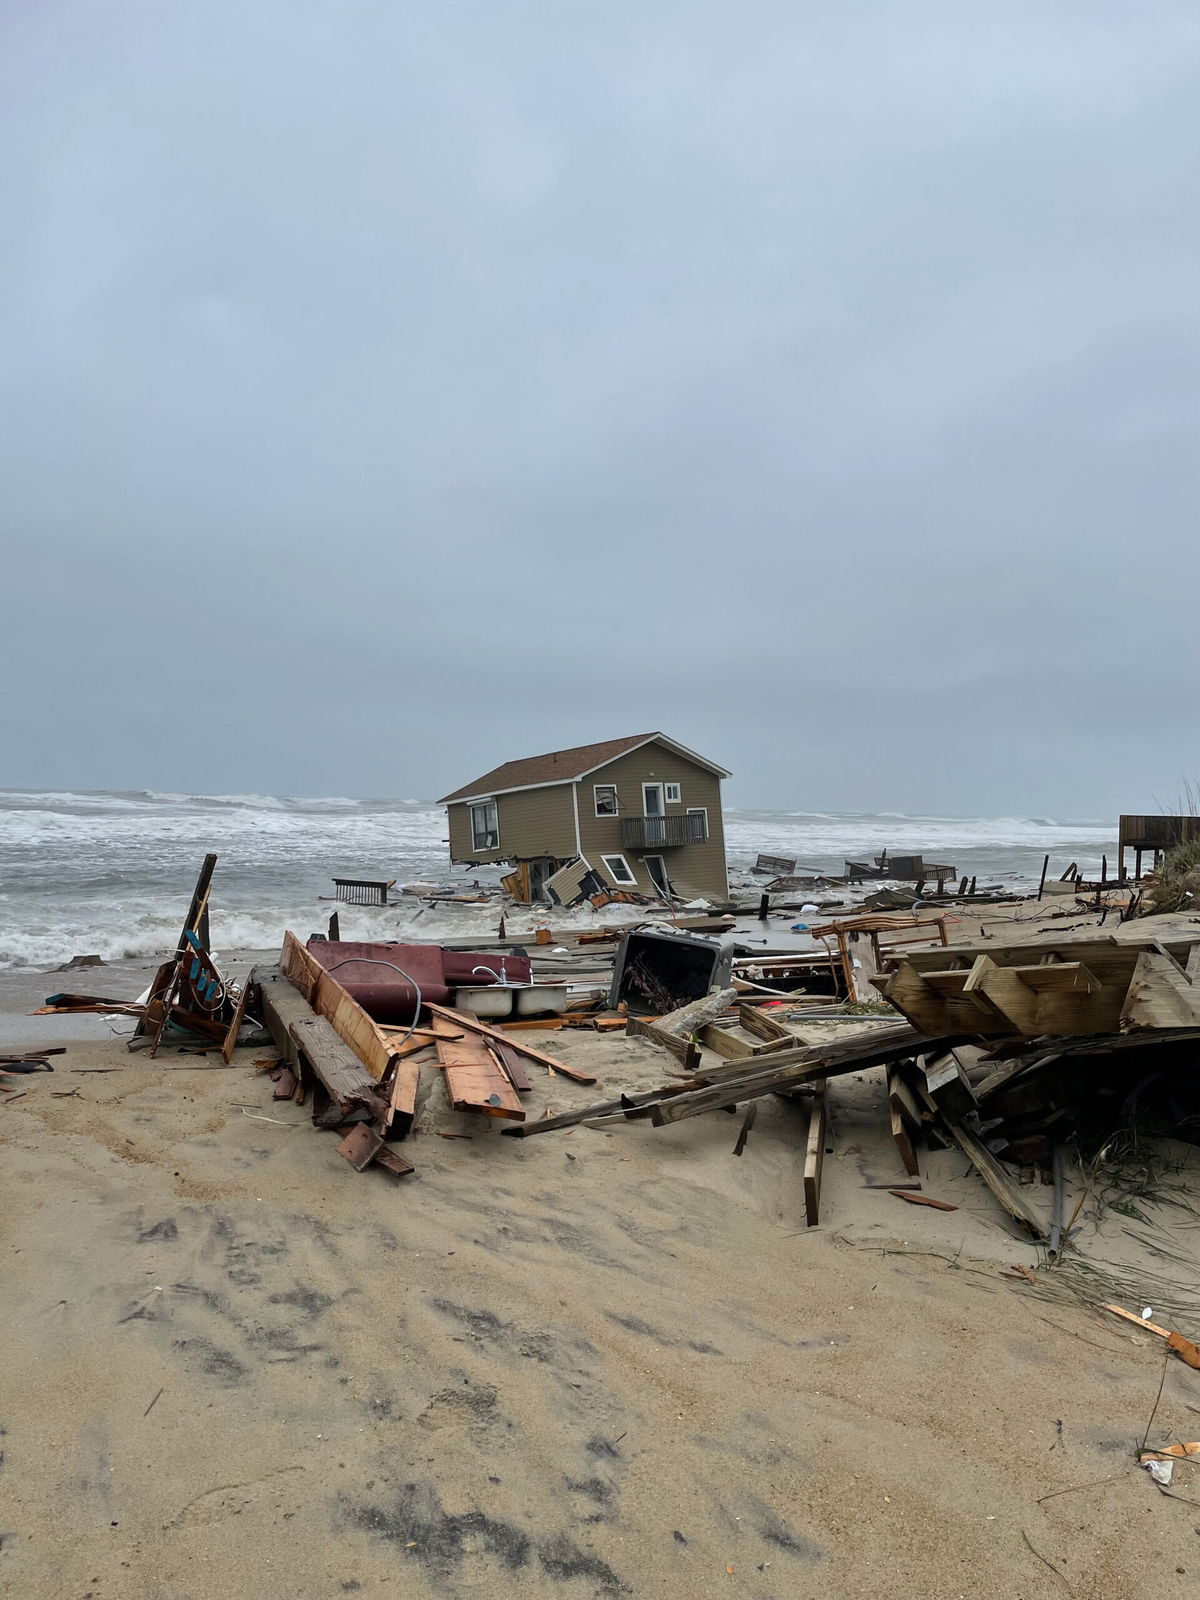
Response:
472,961,509,986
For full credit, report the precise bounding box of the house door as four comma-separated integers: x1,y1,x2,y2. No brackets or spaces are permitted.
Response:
642,783,666,846
645,855,673,898
528,858,556,902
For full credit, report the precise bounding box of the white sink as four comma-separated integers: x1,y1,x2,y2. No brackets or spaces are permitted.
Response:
513,983,570,1016
454,985,514,1019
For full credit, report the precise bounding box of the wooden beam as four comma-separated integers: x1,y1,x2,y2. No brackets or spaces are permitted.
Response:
386,1058,421,1137
943,1117,1048,1240
886,1064,921,1177
256,965,387,1119
804,1085,827,1226
221,973,254,1064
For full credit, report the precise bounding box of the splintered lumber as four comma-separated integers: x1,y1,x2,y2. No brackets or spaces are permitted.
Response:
943,1117,1048,1240
425,1002,597,1085
431,1016,525,1120
501,1079,719,1137
256,966,386,1119
221,973,255,1064
880,934,1200,1040
921,1051,978,1120
386,1058,421,1137
738,1003,795,1045
337,1122,414,1176
886,1065,921,1177
804,1084,827,1227
891,1190,957,1211
1122,946,1200,1030
647,1024,941,1126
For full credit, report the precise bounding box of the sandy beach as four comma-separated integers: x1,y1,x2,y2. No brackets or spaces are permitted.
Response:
4,945,1200,1600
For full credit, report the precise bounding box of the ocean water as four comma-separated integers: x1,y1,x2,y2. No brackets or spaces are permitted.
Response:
0,789,1118,971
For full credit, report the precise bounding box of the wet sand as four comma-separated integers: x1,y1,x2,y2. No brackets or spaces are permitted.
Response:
3,955,1200,1599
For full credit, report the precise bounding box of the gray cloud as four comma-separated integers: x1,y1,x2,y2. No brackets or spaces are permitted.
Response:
2,2,1197,815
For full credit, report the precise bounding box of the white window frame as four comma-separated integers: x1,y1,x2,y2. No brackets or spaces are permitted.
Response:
664,782,682,804
593,783,620,817
686,806,709,841
642,782,664,816
600,853,637,887
469,799,499,852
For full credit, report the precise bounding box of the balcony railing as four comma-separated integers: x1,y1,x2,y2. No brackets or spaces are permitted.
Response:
620,813,708,849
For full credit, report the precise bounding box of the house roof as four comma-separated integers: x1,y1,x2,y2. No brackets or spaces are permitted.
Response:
438,732,731,805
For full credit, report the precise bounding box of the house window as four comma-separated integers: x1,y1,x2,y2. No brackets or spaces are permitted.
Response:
664,783,682,804
593,784,619,816
600,853,637,887
470,800,499,851
686,807,709,841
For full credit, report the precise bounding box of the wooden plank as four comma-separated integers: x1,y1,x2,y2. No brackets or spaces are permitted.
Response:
1008,961,1100,994
804,1085,827,1227
1121,949,1200,1030
386,1058,421,1137
288,1017,390,1118
176,853,218,956
489,1042,533,1093
626,1015,691,1063
889,1106,919,1177
280,932,394,1081
337,1122,415,1176
700,1022,787,1059
648,1025,935,1126
221,973,254,1064
256,965,387,1118
425,1002,597,1085
886,1065,921,1177
738,1003,795,1044
433,1020,525,1120
943,1118,1048,1240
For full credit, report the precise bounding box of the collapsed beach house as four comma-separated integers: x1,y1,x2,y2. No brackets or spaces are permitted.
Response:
437,731,731,907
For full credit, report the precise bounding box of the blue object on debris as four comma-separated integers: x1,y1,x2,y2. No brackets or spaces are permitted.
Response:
790,922,809,932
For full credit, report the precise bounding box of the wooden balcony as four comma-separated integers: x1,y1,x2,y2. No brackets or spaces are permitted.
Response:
620,813,708,849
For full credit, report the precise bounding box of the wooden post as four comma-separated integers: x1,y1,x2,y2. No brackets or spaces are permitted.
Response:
1037,854,1050,902
969,876,976,896
958,877,968,897
328,911,340,941
758,893,770,921
1101,855,1108,886
177,854,217,956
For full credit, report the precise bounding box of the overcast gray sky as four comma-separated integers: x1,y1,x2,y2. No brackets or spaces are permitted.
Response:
2,2,1197,816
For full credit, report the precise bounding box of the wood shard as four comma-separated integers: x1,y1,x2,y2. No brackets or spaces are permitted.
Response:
889,1189,958,1211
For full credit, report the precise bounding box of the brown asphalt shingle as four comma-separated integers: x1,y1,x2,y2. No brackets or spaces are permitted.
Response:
438,733,658,804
